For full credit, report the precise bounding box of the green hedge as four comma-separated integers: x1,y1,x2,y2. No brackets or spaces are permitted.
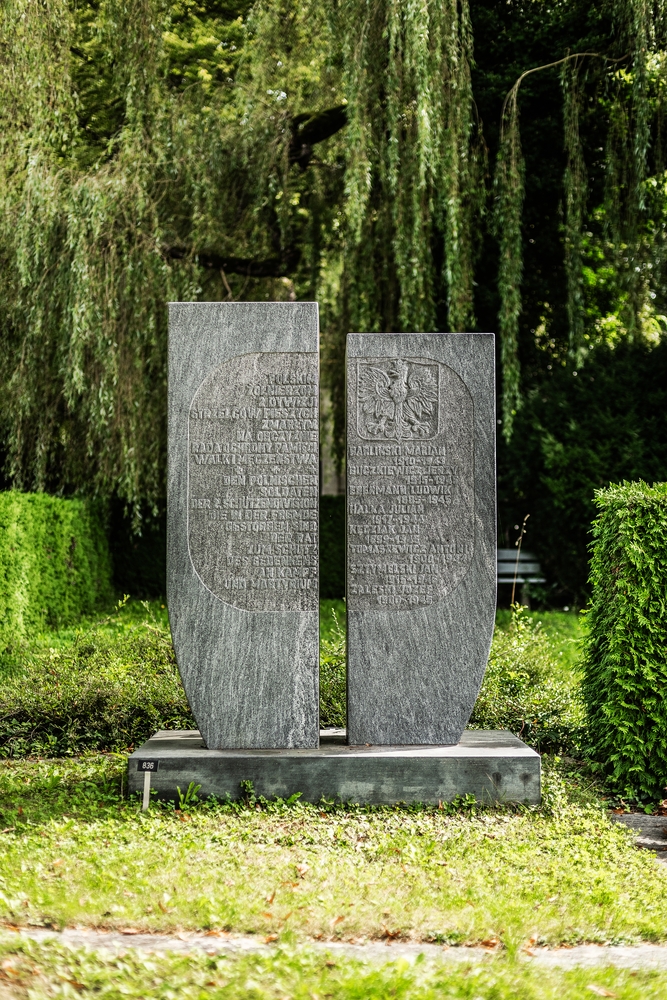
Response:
0,492,113,647
582,481,667,798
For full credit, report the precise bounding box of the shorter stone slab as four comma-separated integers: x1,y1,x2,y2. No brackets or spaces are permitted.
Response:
128,730,540,805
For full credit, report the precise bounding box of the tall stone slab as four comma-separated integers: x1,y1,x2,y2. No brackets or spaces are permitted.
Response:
346,333,496,745
168,302,320,749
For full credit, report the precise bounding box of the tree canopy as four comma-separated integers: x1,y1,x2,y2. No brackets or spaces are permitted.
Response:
1,0,667,594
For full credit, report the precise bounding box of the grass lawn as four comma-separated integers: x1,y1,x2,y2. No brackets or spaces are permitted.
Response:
4,934,667,1000
494,609,584,677
0,756,665,950
0,602,664,998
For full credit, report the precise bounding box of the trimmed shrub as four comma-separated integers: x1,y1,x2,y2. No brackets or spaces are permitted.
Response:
581,481,667,798
469,606,585,754
0,612,194,756
0,492,113,647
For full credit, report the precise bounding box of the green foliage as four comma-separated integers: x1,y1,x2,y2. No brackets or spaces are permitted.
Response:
0,607,194,757
0,0,482,505
319,608,345,727
498,336,667,600
0,491,112,649
107,497,345,600
319,496,344,599
582,480,667,799
494,75,525,440
470,607,585,754
492,2,667,434
317,603,584,747
0,753,663,954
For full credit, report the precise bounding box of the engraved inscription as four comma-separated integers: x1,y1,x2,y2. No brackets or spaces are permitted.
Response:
188,352,318,612
348,356,474,611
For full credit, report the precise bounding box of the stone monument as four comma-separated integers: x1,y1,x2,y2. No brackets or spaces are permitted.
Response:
167,302,320,749
129,318,540,805
346,333,496,745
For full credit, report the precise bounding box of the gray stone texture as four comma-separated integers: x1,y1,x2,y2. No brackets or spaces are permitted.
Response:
128,729,540,805
346,333,496,745
168,302,319,749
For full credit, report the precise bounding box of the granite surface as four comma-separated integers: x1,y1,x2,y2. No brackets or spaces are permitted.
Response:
346,333,496,745
168,302,319,749
128,729,540,805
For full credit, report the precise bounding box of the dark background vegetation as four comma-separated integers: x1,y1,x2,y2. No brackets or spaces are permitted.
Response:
2,0,667,605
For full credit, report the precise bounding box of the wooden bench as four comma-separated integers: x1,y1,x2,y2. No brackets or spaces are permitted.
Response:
496,548,546,586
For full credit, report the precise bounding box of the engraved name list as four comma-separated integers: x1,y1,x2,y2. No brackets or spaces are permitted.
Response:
347,356,475,611
187,352,318,612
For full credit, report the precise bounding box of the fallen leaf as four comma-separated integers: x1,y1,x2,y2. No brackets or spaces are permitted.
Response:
262,912,273,920
123,890,135,898
58,976,85,990
296,863,309,877
480,938,499,948
1,828,15,834
52,859,63,867
281,911,293,922
119,928,141,935
587,987,617,997
330,915,345,929
325,960,336,967
265,934,278,943
381,925,401,940
158,901,172,914
266,891,276,905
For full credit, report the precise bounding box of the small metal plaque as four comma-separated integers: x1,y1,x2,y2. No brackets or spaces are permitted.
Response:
137,759,160,772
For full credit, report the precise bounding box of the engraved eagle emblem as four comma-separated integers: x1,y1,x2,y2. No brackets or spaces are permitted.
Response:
357,359,439,439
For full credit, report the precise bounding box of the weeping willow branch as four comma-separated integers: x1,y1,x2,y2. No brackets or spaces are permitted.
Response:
562,57,587,360
495,50,628,440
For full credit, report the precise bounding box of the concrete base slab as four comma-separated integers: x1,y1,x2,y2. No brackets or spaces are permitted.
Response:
128,729,540,805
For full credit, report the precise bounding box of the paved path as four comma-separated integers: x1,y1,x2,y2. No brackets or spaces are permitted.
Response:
611,812,667,861
6,926,667,970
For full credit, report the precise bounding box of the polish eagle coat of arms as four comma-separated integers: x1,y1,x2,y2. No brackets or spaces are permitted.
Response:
357,358,439,440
